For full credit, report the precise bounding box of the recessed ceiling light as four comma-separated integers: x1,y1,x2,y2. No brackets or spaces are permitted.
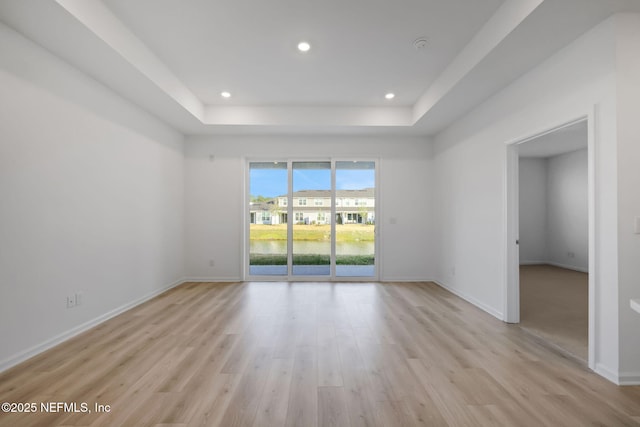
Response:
297,41,311,52
385,93,395,100
220,91,231,98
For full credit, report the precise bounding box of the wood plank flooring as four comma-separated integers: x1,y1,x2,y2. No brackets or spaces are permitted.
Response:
1,281,639,426
520,264,588,362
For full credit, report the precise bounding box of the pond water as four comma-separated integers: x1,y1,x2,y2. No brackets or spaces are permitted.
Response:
250,240,374,255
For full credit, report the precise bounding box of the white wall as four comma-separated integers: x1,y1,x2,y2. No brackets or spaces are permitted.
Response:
432,16,623,379
519,149,589,272
614,13,640,383
518,158,547,263
184,136,434,282
0,23,185,370
546,149,588,271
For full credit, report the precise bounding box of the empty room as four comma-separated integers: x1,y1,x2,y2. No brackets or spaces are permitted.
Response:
517,121,590,363
1,1,640,426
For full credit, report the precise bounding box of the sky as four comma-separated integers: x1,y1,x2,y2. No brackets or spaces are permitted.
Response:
250,168,375,198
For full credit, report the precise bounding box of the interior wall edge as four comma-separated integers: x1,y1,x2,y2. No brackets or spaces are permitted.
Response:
432,279,504,321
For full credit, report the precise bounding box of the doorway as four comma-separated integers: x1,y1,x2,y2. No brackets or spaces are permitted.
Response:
505,117,595,368
246,159,377,280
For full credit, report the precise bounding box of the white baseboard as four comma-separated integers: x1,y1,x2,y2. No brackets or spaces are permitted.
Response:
432,279,503,321
593,364,640,385
546,261,589,273
0,277,186,374
380,276,431,282
186,276,432,283
595,363,621,385
520,260,589,273
618,372,640,386
519,260,548,265
184,276,242,282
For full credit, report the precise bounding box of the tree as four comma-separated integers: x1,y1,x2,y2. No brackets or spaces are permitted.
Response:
358,206,369,224
268,200,281,224
250,194,271,203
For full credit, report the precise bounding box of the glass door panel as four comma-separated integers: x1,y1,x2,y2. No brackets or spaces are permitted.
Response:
292,161,331,276
336,161,375,277
249,162,288,276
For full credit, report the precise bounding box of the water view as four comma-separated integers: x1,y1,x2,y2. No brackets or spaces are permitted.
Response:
249,160,376,277
250,240,374,256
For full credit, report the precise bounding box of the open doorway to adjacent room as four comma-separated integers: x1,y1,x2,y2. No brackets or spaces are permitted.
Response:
506,119,593,365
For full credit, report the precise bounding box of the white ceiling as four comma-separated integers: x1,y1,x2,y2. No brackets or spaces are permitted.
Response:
102,0,503,107
518,121,587,158
1,0,640,135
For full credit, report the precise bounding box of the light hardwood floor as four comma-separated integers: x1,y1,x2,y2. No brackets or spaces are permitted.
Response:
520,264,588,362
1,281,639,426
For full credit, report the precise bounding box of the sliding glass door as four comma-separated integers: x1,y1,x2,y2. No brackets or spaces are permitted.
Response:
335,161,376,277
248,162,288,276
247,159,376,279
292,162,332,276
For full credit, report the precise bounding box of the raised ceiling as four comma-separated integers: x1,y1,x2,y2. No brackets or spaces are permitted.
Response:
1,0,640,135
102,0,503,108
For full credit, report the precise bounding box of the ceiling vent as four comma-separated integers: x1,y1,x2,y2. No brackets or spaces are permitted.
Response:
413,37,428,50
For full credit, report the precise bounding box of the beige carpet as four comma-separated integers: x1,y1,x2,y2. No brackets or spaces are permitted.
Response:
520,264,588,362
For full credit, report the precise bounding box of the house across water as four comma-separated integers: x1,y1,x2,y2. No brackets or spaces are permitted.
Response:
250,188,375,225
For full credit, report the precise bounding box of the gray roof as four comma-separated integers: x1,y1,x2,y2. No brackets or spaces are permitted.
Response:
249,201,277,211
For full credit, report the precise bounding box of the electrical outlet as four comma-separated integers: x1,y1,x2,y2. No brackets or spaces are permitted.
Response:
66,294,76,308
75,292,83,306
